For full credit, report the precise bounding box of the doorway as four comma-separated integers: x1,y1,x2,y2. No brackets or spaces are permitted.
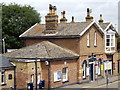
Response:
89,64,94,81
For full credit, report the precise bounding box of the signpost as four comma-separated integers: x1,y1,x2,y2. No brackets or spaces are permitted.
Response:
106,60,109,89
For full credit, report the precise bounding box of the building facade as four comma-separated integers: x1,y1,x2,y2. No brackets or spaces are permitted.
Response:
3,4,119,89
0,56,15,89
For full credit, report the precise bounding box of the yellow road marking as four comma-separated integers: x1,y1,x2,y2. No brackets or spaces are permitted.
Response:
82,86,92,88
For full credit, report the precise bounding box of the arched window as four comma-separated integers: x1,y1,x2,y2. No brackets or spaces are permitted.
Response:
82,60,87,79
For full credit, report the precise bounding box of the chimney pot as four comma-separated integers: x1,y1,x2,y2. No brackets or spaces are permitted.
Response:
60,11,67,23
71,16,74,23
99,14,104,23
85,8,93,22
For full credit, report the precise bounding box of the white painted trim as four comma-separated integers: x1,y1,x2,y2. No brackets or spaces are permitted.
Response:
24,59,41,62
19,23,38,37
104,23,112,31
80,21,95,36
95,22,104,32
80,21,104,37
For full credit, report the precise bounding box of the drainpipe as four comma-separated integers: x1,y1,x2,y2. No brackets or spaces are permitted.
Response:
35,58,38,90
46,61,50,89
14,66,16,90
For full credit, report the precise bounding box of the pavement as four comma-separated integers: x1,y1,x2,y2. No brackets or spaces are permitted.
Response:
61,75,120,88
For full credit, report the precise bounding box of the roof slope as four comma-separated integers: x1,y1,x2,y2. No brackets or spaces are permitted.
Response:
0,55,14,68
99,23,110,30
3,41,79,60
20,22,92,38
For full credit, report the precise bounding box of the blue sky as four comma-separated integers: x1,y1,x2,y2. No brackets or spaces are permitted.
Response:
1,0,120,31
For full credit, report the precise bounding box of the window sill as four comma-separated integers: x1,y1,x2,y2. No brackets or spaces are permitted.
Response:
94,45,97,47
83,77,86,80
1,83,6,86
62,80,69,83
87,46,90,48
54,80,61,83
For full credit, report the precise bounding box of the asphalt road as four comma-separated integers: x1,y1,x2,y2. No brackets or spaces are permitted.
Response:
95,80,120,88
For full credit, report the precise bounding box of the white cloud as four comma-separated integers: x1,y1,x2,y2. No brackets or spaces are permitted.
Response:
0,0,119,30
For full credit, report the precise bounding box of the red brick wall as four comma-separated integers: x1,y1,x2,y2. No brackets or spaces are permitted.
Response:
50,59,77,88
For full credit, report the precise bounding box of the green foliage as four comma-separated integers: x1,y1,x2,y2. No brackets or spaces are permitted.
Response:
118,37,120,53
2,3,41,50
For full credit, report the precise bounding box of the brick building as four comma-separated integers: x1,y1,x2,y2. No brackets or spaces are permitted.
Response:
0,55,15,89
3,4,119,88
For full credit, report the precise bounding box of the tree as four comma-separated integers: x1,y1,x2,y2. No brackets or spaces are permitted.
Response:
118,37,120,53
2,3,41,52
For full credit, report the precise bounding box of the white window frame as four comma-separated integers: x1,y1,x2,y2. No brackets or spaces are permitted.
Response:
1,71,6,84
37,73,41,84
62,67,68,82
94,32,97,46
87,32,90,47
83,63,86,79
31,74,34,83
54,71,61,82
105,29,115,53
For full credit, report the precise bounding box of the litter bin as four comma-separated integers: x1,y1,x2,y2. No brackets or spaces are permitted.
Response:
27,82,34,90
39,80,45,89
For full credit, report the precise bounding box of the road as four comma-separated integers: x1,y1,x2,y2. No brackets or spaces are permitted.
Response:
95,80,120,88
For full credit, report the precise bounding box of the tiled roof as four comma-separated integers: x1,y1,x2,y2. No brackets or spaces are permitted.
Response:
3,41,79,60
20,22,92,38
0,55,14,68
99,23,110,30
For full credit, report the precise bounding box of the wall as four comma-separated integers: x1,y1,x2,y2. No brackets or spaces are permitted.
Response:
0,69,14,89
79,25,104,55
49,59,78,88
13,61,42,88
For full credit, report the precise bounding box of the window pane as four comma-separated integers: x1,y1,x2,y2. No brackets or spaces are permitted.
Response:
106,35,110,38
106,39,110,42
111,35,114,39
106,42,109,46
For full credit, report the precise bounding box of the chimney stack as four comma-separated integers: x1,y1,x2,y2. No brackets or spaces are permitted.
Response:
71,16,74,23
60,11,67,23
99,14,104,23
85,8,93,22
45,4,58,31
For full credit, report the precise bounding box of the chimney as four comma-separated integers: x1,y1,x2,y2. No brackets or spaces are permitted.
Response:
60,11,67,23
99,14,104,23
85,8,93,22
45,4,58,31
71,16,74,23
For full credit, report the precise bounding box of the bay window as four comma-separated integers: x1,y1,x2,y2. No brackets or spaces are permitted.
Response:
105,29,115,53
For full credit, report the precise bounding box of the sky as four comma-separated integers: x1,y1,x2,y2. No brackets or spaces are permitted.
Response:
0,0,120,32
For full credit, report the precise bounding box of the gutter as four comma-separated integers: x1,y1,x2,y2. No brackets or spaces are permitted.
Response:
9,56,79,62
20,35,80,39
